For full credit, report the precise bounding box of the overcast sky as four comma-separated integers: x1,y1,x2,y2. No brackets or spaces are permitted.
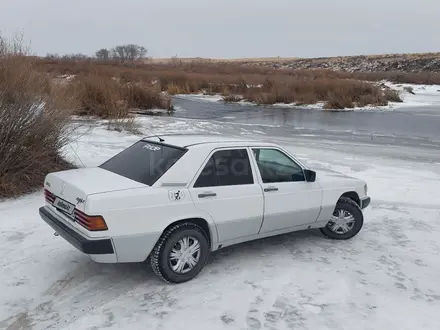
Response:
0,0,439,58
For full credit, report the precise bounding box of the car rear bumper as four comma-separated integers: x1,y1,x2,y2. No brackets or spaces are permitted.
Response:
360,196,371,209
39,206,114,256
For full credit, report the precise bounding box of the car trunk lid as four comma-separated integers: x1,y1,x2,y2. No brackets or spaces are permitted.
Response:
44,167,147,213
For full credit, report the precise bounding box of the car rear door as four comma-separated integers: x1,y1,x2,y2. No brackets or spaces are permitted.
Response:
250,147,323,234
188,148,264,243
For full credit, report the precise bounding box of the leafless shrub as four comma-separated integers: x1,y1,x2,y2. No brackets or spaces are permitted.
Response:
106,117,142,135
324,95,354,109
61,53,90,61
124,84,173,111
222,94,243,102
0,34,75,198
70,72,174,118
383,89,403,102
72,73,128,118
245,91,282,105
45,53,60,60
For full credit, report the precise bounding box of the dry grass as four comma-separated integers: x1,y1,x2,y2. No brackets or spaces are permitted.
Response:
67,74,173,118
106,117,142,135
34,58,423,109
383,89,403,103
0,41,76,198
222,94,243,103
238,79,401,109
72,73,127,118
124,84,173,111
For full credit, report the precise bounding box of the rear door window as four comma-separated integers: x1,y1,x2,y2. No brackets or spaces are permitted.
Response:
99,141,186,185
194,149,254,188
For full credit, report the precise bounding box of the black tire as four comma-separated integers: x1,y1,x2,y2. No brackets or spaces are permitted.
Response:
320,197,364,240
150,222,210,284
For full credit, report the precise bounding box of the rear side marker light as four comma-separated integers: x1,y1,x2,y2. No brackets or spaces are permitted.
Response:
74,209,108,231
44,188,55,204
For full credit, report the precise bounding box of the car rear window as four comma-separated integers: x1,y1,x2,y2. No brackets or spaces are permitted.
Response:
99,140,186,186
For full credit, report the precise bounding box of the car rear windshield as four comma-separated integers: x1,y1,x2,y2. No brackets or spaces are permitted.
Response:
99,140,186,186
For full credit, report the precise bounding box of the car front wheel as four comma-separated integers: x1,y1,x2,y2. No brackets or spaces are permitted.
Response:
320,197,364,240
150,222,209,283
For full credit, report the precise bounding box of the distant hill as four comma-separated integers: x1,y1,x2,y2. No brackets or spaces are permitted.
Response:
146,53,440,73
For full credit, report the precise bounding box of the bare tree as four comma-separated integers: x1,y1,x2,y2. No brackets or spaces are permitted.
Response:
111,44,148,62
61,53,89,60
111,45,125,61
0,36,6,56
45,53,60,60
0,31,30,57
95,48,110,60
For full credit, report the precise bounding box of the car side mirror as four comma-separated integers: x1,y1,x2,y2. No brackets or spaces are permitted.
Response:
304,169,316,182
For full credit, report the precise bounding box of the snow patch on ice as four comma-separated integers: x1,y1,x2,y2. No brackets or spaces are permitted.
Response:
382,81,440,109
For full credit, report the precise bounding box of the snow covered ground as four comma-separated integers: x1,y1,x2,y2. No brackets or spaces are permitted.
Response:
1,117,440,330
175,82,440,111
385,83,440,109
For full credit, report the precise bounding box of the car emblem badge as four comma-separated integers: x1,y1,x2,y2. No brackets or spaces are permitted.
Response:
60,181,66,196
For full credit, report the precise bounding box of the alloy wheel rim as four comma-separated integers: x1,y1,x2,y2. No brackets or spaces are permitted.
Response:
168,236,201,274
327,208,355,234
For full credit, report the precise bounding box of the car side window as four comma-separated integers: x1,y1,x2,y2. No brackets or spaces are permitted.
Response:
252,148,305,183
194,149,254,188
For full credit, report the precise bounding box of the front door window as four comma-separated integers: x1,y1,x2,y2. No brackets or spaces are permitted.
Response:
252,148,305,183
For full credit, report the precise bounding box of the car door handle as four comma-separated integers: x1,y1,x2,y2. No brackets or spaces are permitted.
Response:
264,187,279,192
198,192,217,198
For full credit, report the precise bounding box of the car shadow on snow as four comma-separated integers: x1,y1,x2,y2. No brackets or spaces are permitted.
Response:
49,228,347,291
207,228,330,266
3,228,360,330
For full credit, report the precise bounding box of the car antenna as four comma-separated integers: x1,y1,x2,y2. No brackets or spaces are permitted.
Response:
145,127,165,142
69,144,86,168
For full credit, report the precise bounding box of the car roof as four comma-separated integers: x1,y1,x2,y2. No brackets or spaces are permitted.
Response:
142,134,277,148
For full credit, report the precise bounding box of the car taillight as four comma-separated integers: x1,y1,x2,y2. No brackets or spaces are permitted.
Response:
74,209,108,231
44,188,55,204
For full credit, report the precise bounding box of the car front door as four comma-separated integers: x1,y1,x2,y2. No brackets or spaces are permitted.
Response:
189,148,264,243
251,147,322,234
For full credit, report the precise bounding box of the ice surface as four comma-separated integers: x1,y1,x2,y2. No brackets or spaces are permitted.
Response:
1,117,440,330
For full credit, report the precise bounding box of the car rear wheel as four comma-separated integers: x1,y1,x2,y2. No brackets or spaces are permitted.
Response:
150,222,209,283
320,197,364,240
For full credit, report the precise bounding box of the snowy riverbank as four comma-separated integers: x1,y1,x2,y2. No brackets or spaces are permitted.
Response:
175,82,440,111
1,117,440,330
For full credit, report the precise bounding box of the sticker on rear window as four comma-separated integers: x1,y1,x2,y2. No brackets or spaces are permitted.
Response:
143,144,161,151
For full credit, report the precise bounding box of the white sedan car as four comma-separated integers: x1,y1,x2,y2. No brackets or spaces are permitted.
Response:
39,134,371,283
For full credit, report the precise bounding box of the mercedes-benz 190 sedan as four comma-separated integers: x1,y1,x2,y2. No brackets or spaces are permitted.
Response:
39,135,371,283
